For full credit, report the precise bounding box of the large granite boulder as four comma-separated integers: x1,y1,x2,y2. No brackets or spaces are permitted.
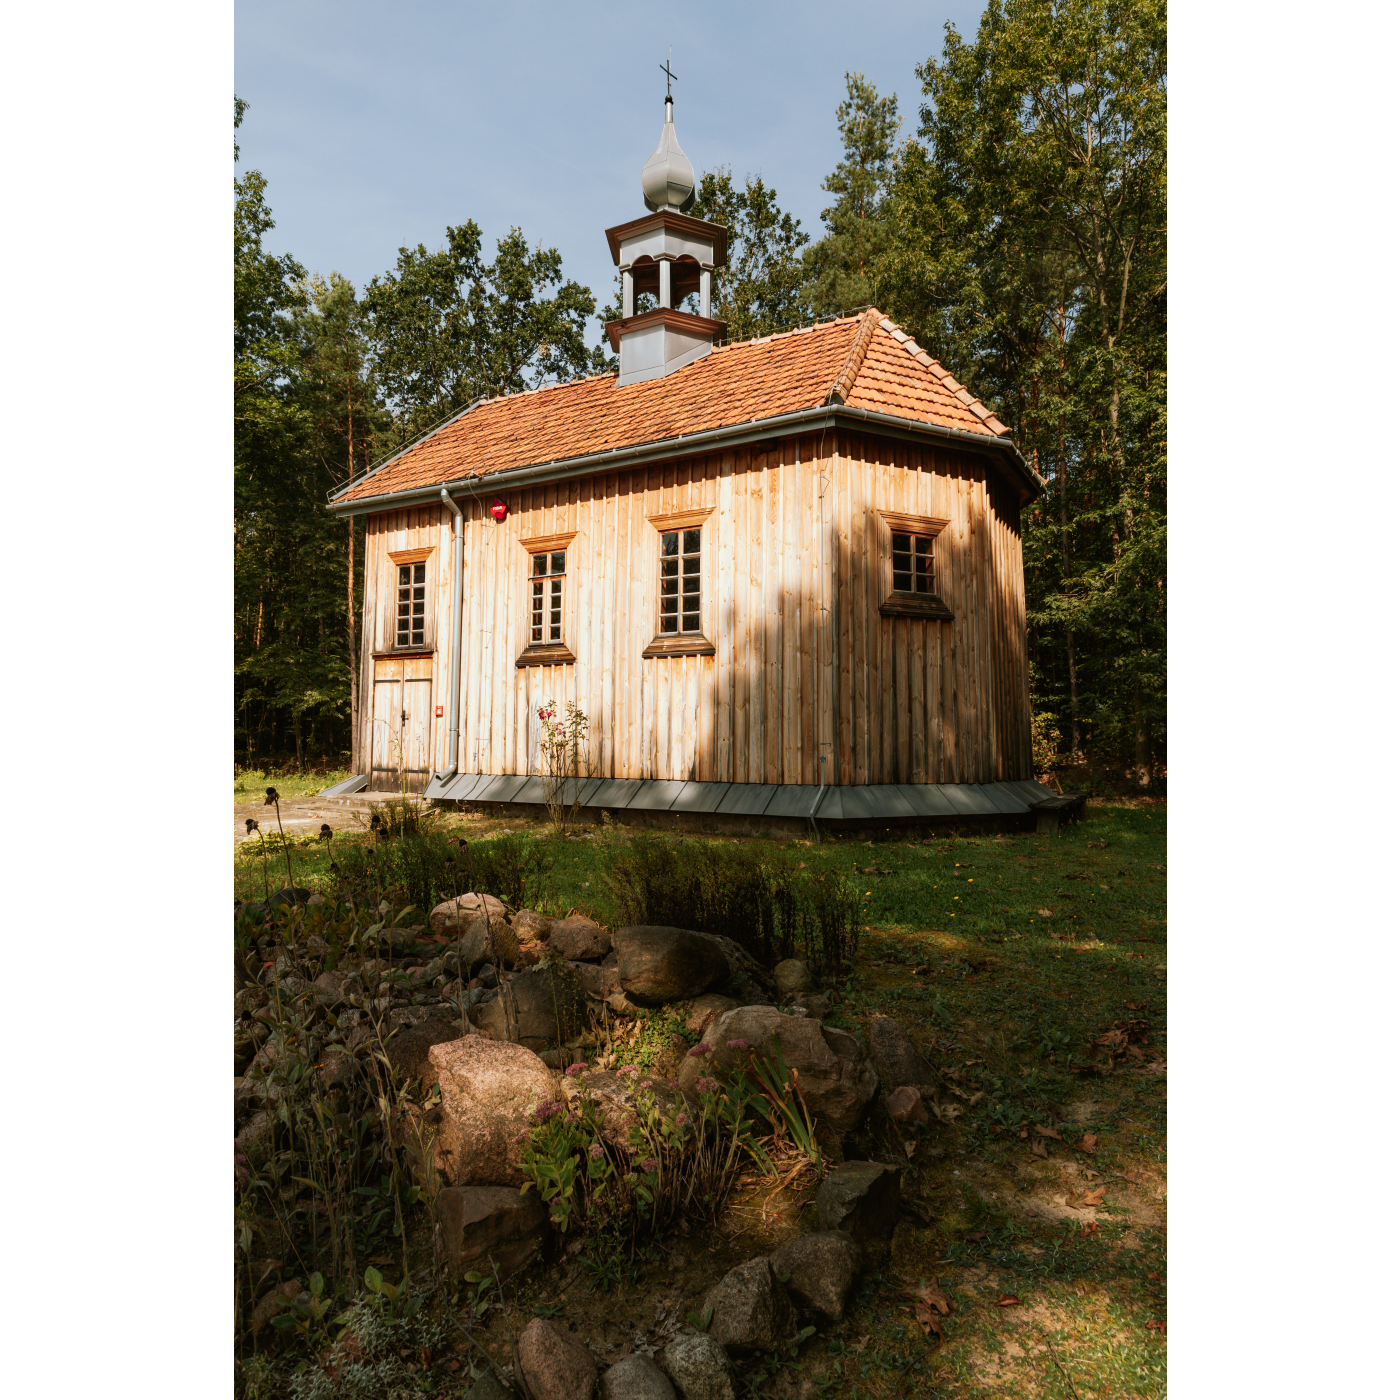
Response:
867,1015,935,1094
613,927,729,1006
600,1354,677,1400
659,1334,734,1400
701,1256,795,1354
437,1185,549,1274
428,1037,559,1185
429,892,506,937
384,1020,473,1092
678,1006,877,1132
770,1231,861,1322
470,964,588,1052
548,914,612,961
814,1161,902,1253
516,1317,598,1400
773,959,813,994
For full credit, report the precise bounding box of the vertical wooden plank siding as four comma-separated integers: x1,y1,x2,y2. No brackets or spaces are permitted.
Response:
356,431,1032,789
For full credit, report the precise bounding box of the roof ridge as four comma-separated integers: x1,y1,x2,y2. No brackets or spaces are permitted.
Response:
873,316,1009,437
826,309,882,405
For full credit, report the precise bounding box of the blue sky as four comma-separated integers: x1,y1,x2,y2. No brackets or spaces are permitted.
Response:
235,0,985,347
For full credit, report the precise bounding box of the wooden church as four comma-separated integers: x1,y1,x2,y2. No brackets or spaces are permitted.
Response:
327,92,1053,828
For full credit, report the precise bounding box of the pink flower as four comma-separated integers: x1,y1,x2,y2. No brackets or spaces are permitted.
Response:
696,1076,719,1094
726,1039,750,1051
616,1065,639,1078
510,1131,528,1146
565,1062,587,1077
640,1157,659,1173
675,1112,688,1125
589,1143,605,1160
687,1044,711,1058
532,1099,564,1125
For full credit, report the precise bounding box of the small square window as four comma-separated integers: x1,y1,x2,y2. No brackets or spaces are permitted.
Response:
892,531,935,595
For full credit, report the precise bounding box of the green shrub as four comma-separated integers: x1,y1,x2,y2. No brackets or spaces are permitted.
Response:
604,834,860,976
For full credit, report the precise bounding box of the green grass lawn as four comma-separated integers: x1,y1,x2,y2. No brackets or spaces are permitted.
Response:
233,800,1165,1396
233,768,351,803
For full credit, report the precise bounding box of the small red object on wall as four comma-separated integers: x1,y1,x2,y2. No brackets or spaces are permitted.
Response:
490,497,508,521
435,705,443,717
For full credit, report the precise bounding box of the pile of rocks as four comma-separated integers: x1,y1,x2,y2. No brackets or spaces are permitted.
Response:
236,894,947,1397
494,1160,903,1400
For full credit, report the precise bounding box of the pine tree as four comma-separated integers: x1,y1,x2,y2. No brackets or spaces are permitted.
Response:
805,73,901,315
877,0,1167,785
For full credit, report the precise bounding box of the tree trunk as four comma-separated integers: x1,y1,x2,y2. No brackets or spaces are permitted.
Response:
1133,682,1150,788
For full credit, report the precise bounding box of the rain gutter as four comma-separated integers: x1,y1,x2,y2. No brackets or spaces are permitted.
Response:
326,405,1041,518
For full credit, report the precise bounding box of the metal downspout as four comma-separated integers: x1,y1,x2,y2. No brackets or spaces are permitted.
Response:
435,488,464,783
807,439,829,840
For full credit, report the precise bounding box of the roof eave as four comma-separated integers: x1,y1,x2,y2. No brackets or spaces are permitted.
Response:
326,406,1040,517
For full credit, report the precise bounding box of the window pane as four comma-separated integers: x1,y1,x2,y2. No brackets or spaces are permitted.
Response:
532,580,543,598
412,630,424,646
893,569,911,592
551,552,566,574
413,564,425,583
661,578,678,597
399,565,409,585
533,554,547,576
916,574,932,593
661,558,678,578
915,536,932,556
892,533,909,553
682,576,699,595
682,555,699,575
413,602,424,617
661,531,678,556
399,586,411,603
551,578,562,599
682,614,699,632
661,596,678,615
531,625,542,642
682,528,700,554
661,616,677,633
412,586,425,601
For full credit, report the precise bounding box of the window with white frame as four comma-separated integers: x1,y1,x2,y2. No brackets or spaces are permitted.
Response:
659,527,701,634
396,562,427,647
530,549,567,644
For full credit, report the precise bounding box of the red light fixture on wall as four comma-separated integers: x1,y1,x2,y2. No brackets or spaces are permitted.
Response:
490,497,508,522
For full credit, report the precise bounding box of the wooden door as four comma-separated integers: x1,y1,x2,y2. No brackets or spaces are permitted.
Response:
370,677,403,792
401,677,433,793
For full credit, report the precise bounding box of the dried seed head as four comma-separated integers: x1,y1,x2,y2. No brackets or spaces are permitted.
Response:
264,787,280,804
245,818,260,835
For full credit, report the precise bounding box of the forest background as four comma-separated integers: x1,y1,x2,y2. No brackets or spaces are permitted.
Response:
235,0,1165,790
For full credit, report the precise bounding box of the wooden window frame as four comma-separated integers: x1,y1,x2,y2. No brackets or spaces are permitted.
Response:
643,508,715,658
875,510,955,621
386,548,436,652
516,531,577,667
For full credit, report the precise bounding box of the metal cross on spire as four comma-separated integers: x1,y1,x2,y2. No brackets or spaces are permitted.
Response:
660,55,677,97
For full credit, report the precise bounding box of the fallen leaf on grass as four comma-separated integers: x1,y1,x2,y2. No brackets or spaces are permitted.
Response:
907,1280,955,1317
1081,1222,1100,1234
1030,1137,1048,1158
1146,1319,1166,1334
1032,1125,1062,1140
961,1229,990,1243
1074,1134,1098,1153
1037,909,1055,918
1069,1187,1106,1208
1087,839,1108,849
994,1295,1021,1308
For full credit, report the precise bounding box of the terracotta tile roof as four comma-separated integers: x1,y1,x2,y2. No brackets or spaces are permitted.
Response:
336,309,1009,504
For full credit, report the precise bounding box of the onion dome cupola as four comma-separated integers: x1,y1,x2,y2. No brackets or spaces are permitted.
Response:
603,81,730,387
641,93,697,214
